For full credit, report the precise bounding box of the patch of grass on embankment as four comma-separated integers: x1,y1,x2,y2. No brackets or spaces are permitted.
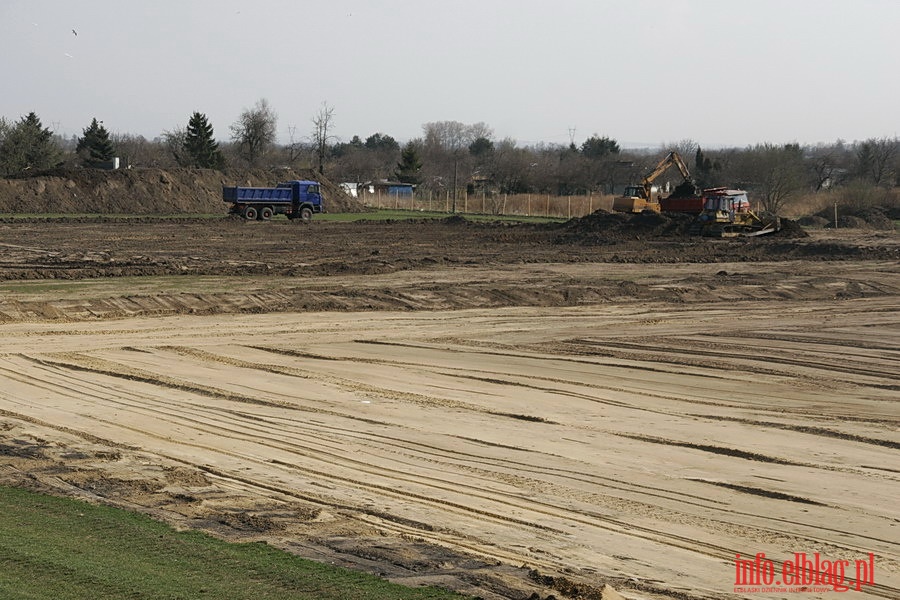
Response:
0,485,470,600
319,208,566,223
0,213,225,219
0,210,565,224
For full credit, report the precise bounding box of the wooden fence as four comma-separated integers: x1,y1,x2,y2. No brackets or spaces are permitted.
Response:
359,191,616,219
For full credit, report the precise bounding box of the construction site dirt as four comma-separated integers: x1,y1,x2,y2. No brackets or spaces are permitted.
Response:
0,215,898,600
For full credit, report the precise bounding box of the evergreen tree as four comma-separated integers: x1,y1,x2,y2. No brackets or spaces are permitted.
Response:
182,112,225,169
364,132,399,152
695,146,710,185
0,112,61,176
468,136,494,157
694,146,721,187
580,135,620,158
76,118,116,167
394,141,422,184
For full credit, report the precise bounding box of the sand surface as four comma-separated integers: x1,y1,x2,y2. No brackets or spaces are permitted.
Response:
0,219,897,599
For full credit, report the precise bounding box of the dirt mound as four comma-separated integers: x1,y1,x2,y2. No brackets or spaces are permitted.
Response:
0,168,365,215
797,215,830,228
555,209,694,244
812,205,895,230
557,209,810,243
769,218,809,238
851,207,894,229
668,181,699,198
441,214,469,226
836,215,870,229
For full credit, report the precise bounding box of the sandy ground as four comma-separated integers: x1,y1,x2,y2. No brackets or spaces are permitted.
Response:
0,218,898,599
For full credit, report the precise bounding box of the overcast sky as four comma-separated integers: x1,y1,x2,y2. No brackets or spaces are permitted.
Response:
2,0,898,149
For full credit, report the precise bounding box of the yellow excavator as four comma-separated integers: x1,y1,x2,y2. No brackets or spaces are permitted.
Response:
613,151,694,213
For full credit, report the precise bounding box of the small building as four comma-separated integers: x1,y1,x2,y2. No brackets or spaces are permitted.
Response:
339,182,359,198
359,180,415,197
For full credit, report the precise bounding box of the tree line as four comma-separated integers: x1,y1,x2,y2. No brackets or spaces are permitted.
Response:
1,98,898,215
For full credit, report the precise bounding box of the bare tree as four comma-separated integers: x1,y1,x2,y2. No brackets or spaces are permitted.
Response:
230,98,277,167
492,138,532,194
113,133,169,168
422,121,492,152
806,143,845,192
285,124,305,163
854,137,898,186
311,101,336,175
467,122,494,144
737,144,806,214
663,138,699,160
160,127,188,167
419,121,496,209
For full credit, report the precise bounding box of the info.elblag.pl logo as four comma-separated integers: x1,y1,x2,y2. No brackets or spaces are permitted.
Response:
734,552,876,593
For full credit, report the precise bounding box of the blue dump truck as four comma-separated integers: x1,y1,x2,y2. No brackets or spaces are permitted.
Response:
222,180,325,221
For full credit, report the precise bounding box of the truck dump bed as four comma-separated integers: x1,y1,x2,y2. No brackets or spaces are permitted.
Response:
660,195,704,214
222,186,294,203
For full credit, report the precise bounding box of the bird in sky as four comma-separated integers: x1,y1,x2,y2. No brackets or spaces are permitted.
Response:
72,29,77,36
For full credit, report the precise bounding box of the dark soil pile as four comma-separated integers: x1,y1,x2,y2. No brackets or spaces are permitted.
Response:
557,210,810,243
441,215,469,226
0,168,365,215
769,218,809,238
554,210,695,244
797,215,830,228
836,215,870,228
811,205,895,230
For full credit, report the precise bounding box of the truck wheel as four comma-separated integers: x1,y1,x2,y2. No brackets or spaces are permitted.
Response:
260,206,274,220
243,206,258,220
299,207,313,222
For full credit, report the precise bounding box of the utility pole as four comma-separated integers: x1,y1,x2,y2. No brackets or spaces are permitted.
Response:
452,157,458,213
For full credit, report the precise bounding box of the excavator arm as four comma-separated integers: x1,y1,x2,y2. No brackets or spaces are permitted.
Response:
613,151,694,214
641,151,692,188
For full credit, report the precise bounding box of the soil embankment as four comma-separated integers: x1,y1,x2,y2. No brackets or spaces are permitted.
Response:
0,168,363,214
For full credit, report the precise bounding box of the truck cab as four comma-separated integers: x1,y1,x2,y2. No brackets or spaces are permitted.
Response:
277,180,321,201
279,180,323,221
702,189,750,222
613,184,661,213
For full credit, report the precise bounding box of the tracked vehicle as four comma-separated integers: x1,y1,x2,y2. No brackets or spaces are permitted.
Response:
689,188,781,237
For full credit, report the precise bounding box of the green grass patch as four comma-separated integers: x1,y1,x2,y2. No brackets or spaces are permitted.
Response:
0,213,224,220
0,280,102,295
318,209,566,224
0,210,566,224
0,275,259,297
0,485,470,600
